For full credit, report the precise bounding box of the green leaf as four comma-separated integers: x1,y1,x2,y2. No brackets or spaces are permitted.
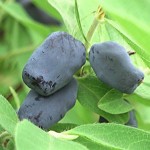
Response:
60,99,97,125
134,75,150,101
67,123,150,150
48,0,76,34
104,22,127,44
100,0,150,67
125,75,150,106
74,0,88,43
98,89,133,114
15,120,88,150
77,76,129,124
125,98,150,131
48,0,100,41
128,140,150,150
32,0,62,21
106,20,150,68
0,95,18,135
74,137,115,150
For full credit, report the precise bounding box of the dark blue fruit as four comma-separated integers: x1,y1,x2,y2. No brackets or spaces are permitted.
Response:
18,78,77,130
22,31,86,96
89,41,144,94
126,110,137,127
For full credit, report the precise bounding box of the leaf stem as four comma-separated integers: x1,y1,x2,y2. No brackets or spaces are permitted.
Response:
84,18,99,50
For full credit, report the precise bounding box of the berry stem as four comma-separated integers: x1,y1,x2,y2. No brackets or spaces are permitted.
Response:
77,6,105,77
127,51,136,56
85,6,105,51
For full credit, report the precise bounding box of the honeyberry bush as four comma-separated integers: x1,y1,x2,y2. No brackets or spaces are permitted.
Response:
0,0,150,149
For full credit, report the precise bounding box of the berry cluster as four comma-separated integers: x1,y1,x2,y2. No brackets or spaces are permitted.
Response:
18,32,144,129
18,32,86,130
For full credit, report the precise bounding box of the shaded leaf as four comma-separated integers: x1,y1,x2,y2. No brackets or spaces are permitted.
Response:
98,89,133,114
77,76,129,124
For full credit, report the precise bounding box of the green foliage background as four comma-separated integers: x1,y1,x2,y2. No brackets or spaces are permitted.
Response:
0,0,150,149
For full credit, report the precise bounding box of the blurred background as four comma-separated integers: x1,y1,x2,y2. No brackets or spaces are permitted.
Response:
0,0,97,125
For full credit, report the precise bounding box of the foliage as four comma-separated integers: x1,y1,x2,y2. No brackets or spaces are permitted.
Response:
0,0,150,149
